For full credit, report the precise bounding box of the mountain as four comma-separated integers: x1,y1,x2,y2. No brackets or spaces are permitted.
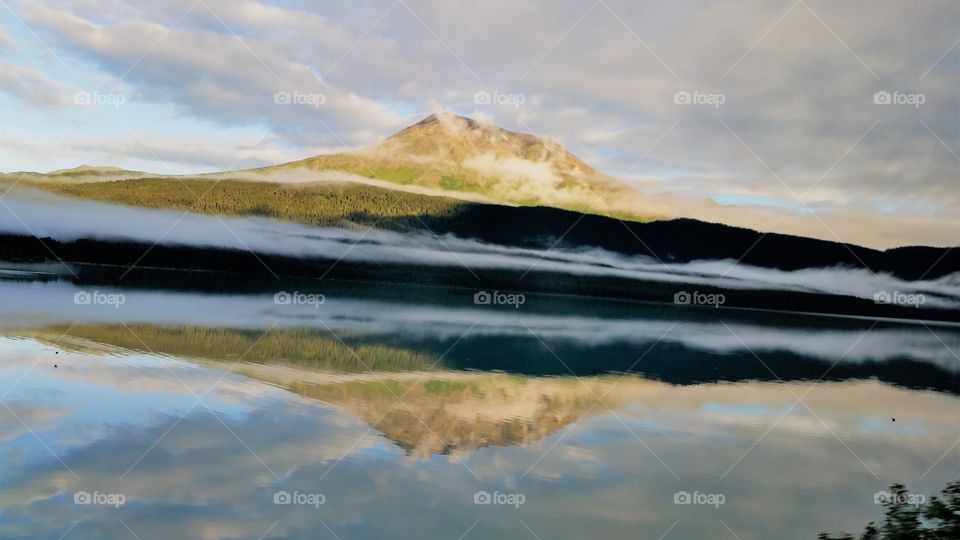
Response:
266,112,664,220
1,164,150,184
46,164,144,176
13,114,663,219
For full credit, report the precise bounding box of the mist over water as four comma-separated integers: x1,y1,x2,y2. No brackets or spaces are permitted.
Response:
2,279,960,375
2,188,958,308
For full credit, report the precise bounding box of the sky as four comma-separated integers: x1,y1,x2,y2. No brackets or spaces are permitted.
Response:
0,0,958,248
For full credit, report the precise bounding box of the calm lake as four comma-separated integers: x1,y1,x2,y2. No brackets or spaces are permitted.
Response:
1,272,958,539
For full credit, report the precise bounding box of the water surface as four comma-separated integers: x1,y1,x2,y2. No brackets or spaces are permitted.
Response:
1,277,958,539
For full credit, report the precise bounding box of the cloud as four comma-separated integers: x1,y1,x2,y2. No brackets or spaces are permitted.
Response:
0,60,76,107
16,0,404,145
68,135,325,172
2,0,958,247
0,27,16,52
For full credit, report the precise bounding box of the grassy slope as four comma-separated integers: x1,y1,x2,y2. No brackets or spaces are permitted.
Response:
268,154,648,222
28,324,438,372
34,178,471,231
262,153,430,186
32,174,648,230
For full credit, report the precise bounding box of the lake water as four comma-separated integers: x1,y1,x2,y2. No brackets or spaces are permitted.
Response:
1,273,958,539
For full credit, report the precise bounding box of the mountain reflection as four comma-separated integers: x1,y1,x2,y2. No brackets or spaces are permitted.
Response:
1,335,958,539
18,321,960,457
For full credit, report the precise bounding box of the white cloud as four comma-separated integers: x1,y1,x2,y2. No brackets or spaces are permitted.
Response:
0,60,76,106
0,27,16,52
16,0,404,144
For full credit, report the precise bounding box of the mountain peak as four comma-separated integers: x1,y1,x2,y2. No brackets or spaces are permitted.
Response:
416,111,458,123
379,112,584,169
415,111,479,127
274,113,663,220
392,111,483,141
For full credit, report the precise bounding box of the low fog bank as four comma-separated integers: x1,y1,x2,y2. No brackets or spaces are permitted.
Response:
1,188,958,309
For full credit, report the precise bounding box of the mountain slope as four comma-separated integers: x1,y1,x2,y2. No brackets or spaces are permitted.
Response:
266,112,665,220
46,164,145,177
1,164,152,184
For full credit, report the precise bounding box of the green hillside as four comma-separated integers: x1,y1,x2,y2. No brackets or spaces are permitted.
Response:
36,178,470,231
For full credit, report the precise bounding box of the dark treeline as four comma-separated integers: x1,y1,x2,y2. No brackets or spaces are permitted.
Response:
1,233,959,323
422,207,960,281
